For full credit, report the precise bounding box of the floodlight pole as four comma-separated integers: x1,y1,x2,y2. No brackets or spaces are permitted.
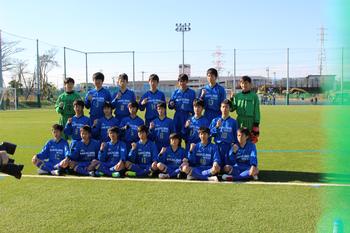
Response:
132,51,135,91
0,29,3,88
63,47,66,79
233,48,236,93
286,48,290,106
36,39,41,108
85,52,88,89
175,23,191,74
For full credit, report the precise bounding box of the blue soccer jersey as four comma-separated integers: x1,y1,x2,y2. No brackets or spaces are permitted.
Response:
157,146,186,167
64,115,91,141
149,117,175,152
68,139,100,162
84,87,112,122
127,140,158,165
182,115,210,146
92,116,120,142
139,90,166,125
227,141,258,169
210,116,238,144
111,88,136,121
119,115,144,144
199,83,226,122
188,142,221,167
36,138,69,164
98,140,127,165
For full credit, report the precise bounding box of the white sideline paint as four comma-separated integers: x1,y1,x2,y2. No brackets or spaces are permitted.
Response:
4,174,349,187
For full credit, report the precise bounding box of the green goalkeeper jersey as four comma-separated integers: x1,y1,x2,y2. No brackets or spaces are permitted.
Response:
230,90,260,130
55,91,82,126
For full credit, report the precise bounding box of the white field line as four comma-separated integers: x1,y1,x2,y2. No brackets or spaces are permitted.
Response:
2,174,349,187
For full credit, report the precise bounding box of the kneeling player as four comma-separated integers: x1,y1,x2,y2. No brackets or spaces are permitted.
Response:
32,124,69,175
222,127,259,181
180,126,221,181
152,133,186,179
124,125,158,177
95,126,126,178
59,125,100,176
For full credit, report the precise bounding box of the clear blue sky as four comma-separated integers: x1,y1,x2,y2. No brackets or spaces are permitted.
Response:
1,0,341,86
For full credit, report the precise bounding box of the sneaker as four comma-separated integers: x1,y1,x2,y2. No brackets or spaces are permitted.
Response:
253,175,259,181
125,171,136,177
37,169,49,175
208,176,219,182
50,170,61,176
111,172,121,178
95,171,104,177
158,173,170,179
222,174,233,181
186,175,195,180
89,171,97,177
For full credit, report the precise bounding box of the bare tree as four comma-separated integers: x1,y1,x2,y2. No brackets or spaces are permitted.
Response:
39,49,59,98
1,40,25,72
11,60,35,100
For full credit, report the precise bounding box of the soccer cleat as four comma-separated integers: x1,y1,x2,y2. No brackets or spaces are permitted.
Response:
186,175,195,180
253,175,259,181
222,174,233,181
89,171,97,177
125,171,136,177
111,172,121,178
208,176,219,182
158,173,170,179
95,171,105,177
177,172,187,179
37,169,49,175
50,170,61,176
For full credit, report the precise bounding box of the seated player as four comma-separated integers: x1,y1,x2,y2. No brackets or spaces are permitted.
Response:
209,99,238,166
64,99,91,143
92,101,119,142
59,125,100,176
32,124,69,176
152,133,186,179
119,101,144,153
222,127,259,181
148,102,175,152
94,126,127,178
180,126,221,181
124,125,158,177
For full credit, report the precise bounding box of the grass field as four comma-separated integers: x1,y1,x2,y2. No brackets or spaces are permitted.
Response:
0,105,349,232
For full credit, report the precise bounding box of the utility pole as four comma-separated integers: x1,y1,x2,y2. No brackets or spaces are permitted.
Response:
175,23,191,74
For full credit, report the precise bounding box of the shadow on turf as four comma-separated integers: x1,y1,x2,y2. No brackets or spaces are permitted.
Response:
259,170,350,183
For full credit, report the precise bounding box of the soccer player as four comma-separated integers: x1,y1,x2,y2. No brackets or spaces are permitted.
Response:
209,99,238,165
230,76,260,143
84,72,112,122
32,124,69,176
199,68,226,123
222,127,259,181
119,101,144,153
111,73,136,121
182,99,209,152
60,125,100,176
55,77,81,127
64,100,91,143
148,102,175,152
153,133,186,179
92,101,120,142
95,127,127,178
124,125,158,177
180,127,221,181
168,74,196,135
139,74,166,126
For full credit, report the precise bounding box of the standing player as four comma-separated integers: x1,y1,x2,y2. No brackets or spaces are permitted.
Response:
119,101,144,153
222,127,259,181
153,133,187,179
55,77,81,127
124,125,158,177
95,127,127,178
148,102,175,153
182,99,209,152
199,68,226,123
168,74,196,135
180,127,221,181
92,101,119,142
111,73,136,122
139,74,166,126
84,72,112,123
32,124,69,175
209,99,238,165
230,76,260,143
64,100,91,143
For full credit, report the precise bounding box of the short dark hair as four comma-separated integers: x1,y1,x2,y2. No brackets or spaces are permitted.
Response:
193,98,204,108
178,73,189,82
64,77,75,84
241,76,252,83
73,99,85,108
207,68,218,78
93,72,105,82
118,73,128,82
198,126,210,135
80,125,91,134
103,101,113,109
138,125,149,134
221,99,232,106
149,74,159,83
169,133,182,146
156,102,166,109
128,101,139,109
108,126,119,135
52,124,64,132
238,127,250,137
